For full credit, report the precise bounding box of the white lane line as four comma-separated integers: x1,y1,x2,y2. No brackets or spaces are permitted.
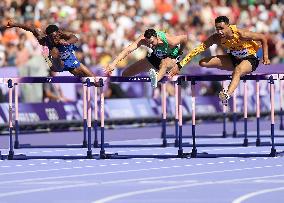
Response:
92,174,284,203
0,167,283,199
0,164,281,189
232,187,284,203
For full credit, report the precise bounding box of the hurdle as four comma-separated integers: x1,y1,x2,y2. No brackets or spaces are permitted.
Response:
166,76,234,141
10,76,91,149
92,76,180,149
93,76,189,159
228,74,284,146
181,74,284,158
280,74,284,130
166,74,284,148
3,76,100,159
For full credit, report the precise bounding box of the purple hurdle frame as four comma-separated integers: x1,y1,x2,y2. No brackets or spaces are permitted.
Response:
12,77,88,149
279,75,284,130
96,76,179,149
82,83,88,147
5,76,96,159
97,76,187,159
93,84,99,147
183,74,281,158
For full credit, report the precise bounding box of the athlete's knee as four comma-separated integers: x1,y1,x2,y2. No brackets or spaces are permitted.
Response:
122,69,130,77
233,67,245,77
160,58,172,69
199,58,209,67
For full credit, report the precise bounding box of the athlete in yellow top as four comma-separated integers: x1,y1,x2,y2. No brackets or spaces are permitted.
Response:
169,16,270,105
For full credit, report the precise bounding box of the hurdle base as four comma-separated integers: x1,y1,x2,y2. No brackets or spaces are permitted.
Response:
93,140,99,148
166,134,232,139
97,143,177,148
242,138,248,147
232,131,237,138
187,150,212,158
222,131,227,138
7,151,14,160
162,139,167,147
256,141,271,146
82,140,87,148
270,148,277,157
98,150,188,159
87,150,93,159
9,155,88,160
192,153,274,158
256,138,261,146
14,141,19,149
5,153,27,160
17,144,85,148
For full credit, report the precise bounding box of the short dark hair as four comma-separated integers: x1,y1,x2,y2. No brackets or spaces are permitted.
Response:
45,24,59,35
215,16,230,24
144,29,157,39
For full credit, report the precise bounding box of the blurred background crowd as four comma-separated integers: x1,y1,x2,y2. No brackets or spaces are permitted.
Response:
0,0,284,69
0,0,283,102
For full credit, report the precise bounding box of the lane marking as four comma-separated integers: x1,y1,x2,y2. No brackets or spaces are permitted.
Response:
232,187,284,203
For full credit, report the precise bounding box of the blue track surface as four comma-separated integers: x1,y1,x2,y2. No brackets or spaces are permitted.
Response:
0,120,284,203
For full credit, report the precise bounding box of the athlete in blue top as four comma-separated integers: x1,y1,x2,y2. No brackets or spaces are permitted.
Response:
4,20,96,78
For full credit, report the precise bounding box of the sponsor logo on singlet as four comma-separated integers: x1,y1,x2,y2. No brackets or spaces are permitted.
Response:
230,49,249,58
154,49,167,59
60,51,72,60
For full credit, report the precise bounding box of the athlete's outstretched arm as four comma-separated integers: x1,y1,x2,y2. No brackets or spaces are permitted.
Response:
5,20,45,44
105,35,145,75
168,34,218,77
238,29,270,65
179,34,218,68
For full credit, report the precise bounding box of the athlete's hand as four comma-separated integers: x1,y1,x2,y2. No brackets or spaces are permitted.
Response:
58,39,70,46
104,64,115,76
168,64,180,79
262,57,270,65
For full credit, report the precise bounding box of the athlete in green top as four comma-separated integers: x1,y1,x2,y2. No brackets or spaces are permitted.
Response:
105,29,187,88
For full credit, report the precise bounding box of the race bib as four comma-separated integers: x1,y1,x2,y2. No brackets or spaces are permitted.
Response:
60,51,71,60
230,49,249,58
154,49,167,59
